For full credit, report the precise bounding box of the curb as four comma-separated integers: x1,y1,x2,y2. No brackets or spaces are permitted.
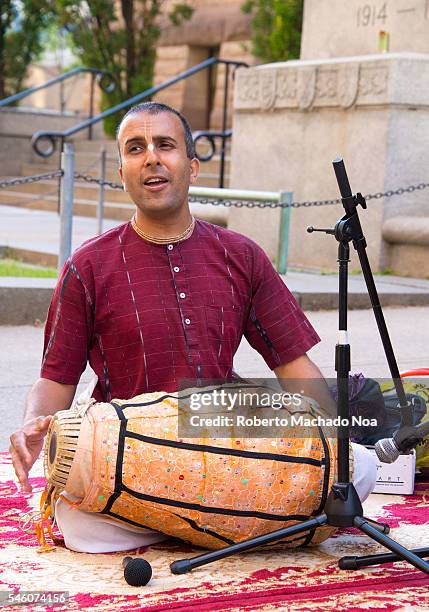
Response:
296,292,429,311
1,246,58,268
0,286,53,325
1,285,428,325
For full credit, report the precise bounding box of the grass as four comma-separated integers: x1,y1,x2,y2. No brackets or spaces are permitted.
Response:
0,259,57,278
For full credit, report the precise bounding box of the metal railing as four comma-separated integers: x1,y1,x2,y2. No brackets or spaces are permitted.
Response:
59,144,291,272
193,129,232,188
187,187,293,274
0,68,115,140
30,57,247,186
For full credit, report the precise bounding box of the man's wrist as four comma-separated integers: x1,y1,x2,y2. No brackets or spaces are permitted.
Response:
23,405,58,425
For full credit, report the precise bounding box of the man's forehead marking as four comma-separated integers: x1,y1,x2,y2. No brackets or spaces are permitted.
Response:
121,111,181,135
123,111,178,130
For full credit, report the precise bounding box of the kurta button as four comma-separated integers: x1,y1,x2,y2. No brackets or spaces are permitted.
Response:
174,266,180,272
185,318,191,325
180,292,186,299
168,244,173,250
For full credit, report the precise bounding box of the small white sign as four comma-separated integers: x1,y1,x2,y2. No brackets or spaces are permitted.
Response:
367,447,416,495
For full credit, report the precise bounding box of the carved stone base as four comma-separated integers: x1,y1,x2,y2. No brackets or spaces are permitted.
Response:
229,53,429,275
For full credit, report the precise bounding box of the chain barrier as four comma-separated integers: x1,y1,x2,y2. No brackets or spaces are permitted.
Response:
188,195,342,209
74,173,429,209
0,171,63,189
73,173,342,207
0,171,64,209
2,170,429,209
74,172,123,191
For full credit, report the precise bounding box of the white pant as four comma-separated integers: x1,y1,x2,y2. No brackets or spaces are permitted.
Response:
55,501,168,553
55,443,377,553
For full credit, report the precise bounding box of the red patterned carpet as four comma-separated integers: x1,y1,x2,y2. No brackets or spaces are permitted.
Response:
1,452,428,611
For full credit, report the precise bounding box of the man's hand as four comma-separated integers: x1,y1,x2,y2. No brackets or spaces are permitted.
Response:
9,378,77,493
9,415,53,493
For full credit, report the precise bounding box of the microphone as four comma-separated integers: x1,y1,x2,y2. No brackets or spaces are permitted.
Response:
375,420,429,463
122,556,153,586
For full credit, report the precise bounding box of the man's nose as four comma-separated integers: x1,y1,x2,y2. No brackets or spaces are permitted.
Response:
144,145,160,166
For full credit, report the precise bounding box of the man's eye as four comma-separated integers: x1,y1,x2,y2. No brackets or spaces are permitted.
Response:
160,142,173,149
129,145,143,152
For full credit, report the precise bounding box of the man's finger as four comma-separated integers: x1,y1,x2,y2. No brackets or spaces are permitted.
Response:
9,446,32,493
9,445,28,478
9,432,32,467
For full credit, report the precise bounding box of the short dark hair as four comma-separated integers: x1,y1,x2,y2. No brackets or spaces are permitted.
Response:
116,102,195,161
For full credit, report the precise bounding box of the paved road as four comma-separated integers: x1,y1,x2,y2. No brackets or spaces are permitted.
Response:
1,305,428,451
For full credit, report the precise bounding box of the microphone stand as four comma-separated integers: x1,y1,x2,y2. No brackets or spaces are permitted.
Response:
170,158,429,576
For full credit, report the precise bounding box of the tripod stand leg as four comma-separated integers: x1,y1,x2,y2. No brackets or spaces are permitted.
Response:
354,516,429,574
340,547,429,570
170,514,327,574
361,517,390,534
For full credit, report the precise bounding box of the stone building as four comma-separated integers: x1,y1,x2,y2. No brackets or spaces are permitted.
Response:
21,0,255,131
154,0,255,129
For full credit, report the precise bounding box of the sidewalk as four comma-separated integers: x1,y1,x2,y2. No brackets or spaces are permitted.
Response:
1,203,429,324
2,306,429,452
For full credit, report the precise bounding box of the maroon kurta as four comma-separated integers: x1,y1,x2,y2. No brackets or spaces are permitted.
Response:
42,220,320,401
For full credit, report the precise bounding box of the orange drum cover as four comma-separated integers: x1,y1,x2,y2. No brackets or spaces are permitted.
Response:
46,389,346,550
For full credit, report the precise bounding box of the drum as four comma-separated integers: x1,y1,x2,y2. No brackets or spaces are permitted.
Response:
43,387,349,550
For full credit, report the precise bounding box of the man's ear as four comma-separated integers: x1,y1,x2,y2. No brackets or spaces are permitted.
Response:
190,158,200,185
118,165,127,192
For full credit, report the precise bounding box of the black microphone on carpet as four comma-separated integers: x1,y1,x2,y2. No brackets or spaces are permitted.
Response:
375,420,429,463
122,556,153,586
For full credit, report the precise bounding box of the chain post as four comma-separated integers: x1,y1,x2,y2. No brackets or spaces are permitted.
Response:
219,64,230,189
58,142,75,272
88,73,95,141
97,147,106,235
277,192,293,274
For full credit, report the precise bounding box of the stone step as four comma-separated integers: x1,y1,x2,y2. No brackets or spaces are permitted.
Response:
21,154,231,177
20,163,63,177
69,149,232,166
72,157,231,181
0,190,132,220
0,176,232,210
0,190,228,226
71,137,232,156
72,139,116,153
0,179,128,204
18,163,230,189
1,176,231,203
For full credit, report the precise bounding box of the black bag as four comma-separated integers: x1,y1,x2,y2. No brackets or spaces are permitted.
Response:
330,375,385,443
330,374,426,445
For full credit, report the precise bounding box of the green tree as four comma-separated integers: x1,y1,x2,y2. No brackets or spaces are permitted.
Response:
56,0,193,136
242,0,303,63
0,1,56,99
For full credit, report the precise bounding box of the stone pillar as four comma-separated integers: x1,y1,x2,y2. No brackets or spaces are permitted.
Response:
229,53,429,273
301,0,429,60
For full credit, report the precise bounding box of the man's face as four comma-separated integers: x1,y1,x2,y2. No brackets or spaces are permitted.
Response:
118,111,199,218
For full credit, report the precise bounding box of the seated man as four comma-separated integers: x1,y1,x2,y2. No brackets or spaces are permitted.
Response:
9,102,376,553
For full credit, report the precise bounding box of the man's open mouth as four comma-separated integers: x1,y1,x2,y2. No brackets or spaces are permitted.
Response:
143,176,169,186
